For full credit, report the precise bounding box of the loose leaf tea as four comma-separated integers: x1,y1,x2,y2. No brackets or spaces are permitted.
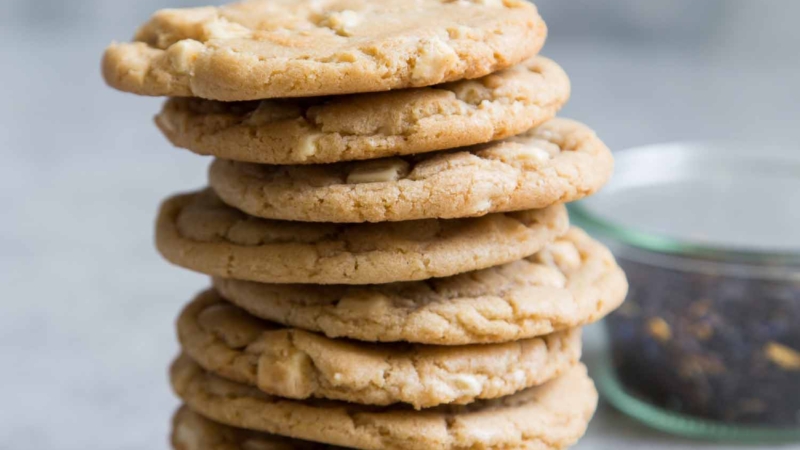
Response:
607,257,800,426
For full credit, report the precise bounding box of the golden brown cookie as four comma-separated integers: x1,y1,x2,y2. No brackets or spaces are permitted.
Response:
209,118,612,223
171,355,597,450
214,228,627,345
156,56,569,165
172,406,345,449
155,190,569,285
103,0,547,100
178,290,581,409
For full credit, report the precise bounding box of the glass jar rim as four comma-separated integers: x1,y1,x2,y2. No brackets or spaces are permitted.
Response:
570,202,800,267
569,139,800,267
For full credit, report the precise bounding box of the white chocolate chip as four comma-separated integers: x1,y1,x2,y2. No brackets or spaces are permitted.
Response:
412,37,458,83
523,147,551,162
452,374,482,396
168,39,204,74
307,0,326,13
202,18,251,40
507,138,560,162
539,241,583,272
450,80,488,104
347,158,411,184
551,241,583,271
295,133,322,160
501,138,553,165
143,7,216,47
534,128,560,142
497,145,551,165
429,379,458,399
488,377,503,390
318,10,361,36
257,340,314,398
337,291,393,317
472,199,493,214
532,265,568,289
475,0,504,6
529,138,562,156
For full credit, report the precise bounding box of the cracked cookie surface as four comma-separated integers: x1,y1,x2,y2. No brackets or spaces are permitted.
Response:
171,355,597,450
178,290,581,409
172,406,346,450
209,118,611,223
155,189,568,285
214,228,627,345
156,56,569,165
103,0,546,100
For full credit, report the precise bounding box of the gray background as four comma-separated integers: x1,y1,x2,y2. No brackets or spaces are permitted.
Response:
1,1,799,449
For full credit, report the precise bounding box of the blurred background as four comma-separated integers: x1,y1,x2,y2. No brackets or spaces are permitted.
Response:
1,0,799,449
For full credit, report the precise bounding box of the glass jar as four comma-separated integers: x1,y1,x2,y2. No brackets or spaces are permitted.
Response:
570,141,800,441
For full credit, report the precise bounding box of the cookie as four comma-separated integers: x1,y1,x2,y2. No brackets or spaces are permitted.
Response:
155,56,570,165
178,290,581,409
155,190,569,285
171,355,597,450
209,118,612,223
172,406,345,450
214,228,627,345
102,0,547,101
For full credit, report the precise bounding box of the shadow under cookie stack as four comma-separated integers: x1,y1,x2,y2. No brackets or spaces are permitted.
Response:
103,1,628,448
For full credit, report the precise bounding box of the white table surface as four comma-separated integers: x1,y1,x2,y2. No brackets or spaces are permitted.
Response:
1,18,799,450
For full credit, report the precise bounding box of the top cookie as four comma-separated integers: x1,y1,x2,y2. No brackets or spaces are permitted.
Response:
155,56,570,164
102,0,547,101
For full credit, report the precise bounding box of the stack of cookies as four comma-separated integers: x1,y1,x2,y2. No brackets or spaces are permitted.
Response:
103,0,627,448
